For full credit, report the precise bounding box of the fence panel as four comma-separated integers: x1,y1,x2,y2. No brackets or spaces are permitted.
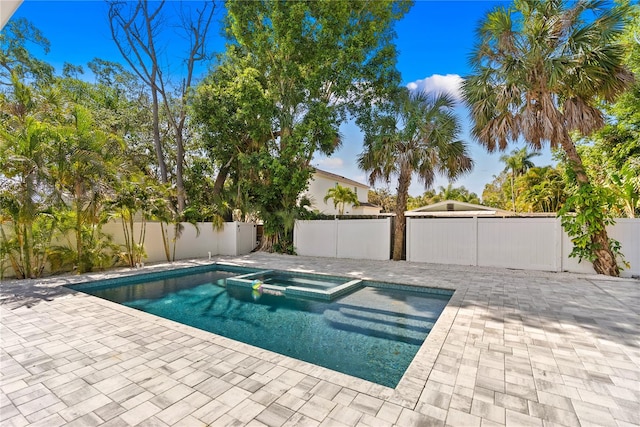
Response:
477,218,560,271
294,219,391,260
294,220,338,258
336,218,391,260
406,218,476,265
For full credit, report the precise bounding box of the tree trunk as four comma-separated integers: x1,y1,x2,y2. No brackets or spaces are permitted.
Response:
75,180,85,273
151,87,168,183
560,131,619,277
176,132,186,212
392,167,411,261
510,172,516,212
591,229,620,276
259,233,277,253
160,223,171,262
212,161,231,197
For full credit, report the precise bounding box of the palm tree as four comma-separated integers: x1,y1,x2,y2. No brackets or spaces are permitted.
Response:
359,89,473,260
0,76,55,278
324,184,359,215
53,105,124,273
463,0,633,276
500,147,541,212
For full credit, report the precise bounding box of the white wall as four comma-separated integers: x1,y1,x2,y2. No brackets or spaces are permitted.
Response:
1,221,257,277
294,218,391,260
98,221,258,262
101,221,227,262
407,217,639,278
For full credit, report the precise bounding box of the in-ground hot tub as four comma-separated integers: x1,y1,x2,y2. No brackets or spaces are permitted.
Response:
226,270,363,300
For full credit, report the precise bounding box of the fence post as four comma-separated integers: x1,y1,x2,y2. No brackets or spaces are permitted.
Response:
473,216,479,267
406,217,411,262
334,217,339,258
555,217,563,272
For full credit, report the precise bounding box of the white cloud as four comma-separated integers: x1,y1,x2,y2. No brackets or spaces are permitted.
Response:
406,74,464,102
315,157,344,170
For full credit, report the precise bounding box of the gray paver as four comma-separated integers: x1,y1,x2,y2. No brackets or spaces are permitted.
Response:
1,254,638,427
255,403,295,427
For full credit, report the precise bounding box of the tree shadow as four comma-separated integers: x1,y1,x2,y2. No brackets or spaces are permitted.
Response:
0,278,77,309
451,276,640,350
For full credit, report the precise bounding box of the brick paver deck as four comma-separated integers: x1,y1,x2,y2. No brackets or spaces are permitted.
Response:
1,253,638,426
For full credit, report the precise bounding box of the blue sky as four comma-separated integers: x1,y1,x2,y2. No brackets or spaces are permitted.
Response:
8,0,555,198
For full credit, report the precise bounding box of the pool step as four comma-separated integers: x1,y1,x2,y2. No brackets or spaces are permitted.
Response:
323,307,434,344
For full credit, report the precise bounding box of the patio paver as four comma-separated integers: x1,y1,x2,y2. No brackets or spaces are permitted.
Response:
1,253,638,426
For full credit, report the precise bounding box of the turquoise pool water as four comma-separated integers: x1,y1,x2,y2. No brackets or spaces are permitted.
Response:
70,267,451,387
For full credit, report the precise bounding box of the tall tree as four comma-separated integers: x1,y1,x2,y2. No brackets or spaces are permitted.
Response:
463,0,633,276
190,60,273,206
500,147,541,211
359,89,473,260
0,18,53,86
199,0,411,252
108,0,217,211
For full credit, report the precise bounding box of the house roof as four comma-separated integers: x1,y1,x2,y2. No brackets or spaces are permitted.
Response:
313,168,370,189
1,1,22,28
406,200,516,217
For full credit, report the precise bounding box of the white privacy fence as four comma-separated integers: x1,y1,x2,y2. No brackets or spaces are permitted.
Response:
294,218,392,261
407,217,639,277
293,217,638,277
101,221,258,263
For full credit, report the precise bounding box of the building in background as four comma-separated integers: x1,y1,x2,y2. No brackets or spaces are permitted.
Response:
306,169,381,215
406,200,516,217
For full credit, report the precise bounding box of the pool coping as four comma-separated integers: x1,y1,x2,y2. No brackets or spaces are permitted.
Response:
1,253,638,426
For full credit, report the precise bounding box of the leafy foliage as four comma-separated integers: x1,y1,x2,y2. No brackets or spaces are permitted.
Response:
559,184,627,272
572,4,640,218
517,166,567,213
368,189,396,213
0,18,53,85
500,147,541,212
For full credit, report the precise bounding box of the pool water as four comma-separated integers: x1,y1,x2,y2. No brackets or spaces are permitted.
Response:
73,269,451,388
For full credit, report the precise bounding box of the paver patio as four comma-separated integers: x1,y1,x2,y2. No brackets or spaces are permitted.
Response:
1,253,638,426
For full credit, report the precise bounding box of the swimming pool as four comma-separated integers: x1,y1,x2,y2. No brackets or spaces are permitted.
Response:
69,265,452,388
